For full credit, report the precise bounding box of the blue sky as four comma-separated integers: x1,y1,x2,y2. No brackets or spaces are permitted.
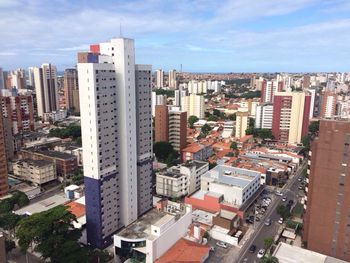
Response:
1,0,350,72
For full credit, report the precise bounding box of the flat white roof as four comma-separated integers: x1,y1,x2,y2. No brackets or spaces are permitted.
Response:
14,194,69,215
202,165,260,189
273,243,347,263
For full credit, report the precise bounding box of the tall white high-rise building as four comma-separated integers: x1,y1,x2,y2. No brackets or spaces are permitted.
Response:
155,69,163,88
255,104,273,129
27,67,35,88
181,94,205,119
78,37,153,249
33,64,59,117
168,69,176,89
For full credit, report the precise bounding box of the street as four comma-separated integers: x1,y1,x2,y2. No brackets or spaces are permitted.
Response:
233,161,307,263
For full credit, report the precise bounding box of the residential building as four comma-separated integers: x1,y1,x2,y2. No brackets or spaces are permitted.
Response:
1,93,35,134
0,105,9,197
168,108,187,151
43,109,67,123
155,69,164,88
19,149,77,177
182,142,213,162
261,80,283,103
155,105,169,142
13,159,57,185
33,63,59,117
0,68,4,90
222,121,234,138
168,69,176,89
152,91,167,117
303,75,311,89
156,161,209,198
303,120,350,261
64,68,80,113
255,103,273,129
235,111,248,139
114,201,192,263
27,67,35,88
308,86,322,118
8,68,26,90
200,165,261,207
78,38,153,248
321,91,337,118
272,92,311,144
181,94,205,119
155,105,187,151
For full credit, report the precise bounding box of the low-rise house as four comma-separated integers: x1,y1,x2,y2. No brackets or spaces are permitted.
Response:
155,238,210,263
181,143,213,162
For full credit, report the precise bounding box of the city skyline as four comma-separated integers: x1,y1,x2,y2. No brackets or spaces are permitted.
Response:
1,0,350,72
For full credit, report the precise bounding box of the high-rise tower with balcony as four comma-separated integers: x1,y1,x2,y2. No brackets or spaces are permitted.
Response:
78,38,153,248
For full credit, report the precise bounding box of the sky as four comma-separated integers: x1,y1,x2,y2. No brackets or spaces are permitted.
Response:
1,0,350,72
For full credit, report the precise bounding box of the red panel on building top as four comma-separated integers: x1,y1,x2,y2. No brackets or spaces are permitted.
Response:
90,44,100,54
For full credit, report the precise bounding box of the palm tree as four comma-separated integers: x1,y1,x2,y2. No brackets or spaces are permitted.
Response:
260,254,279,263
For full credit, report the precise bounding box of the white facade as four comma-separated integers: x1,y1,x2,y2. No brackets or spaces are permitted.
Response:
152,92,167,117
155,69,163,88
114,203,192,263
168,69,176,89
28,67,35,87
181,94,205,118
78,38,153,248
200,165,261,207
34,63,59,117
156,161,209,198
308,88,316,119
324,94,336,118
43,109,67,123
235,111,248,138
255,104,273,129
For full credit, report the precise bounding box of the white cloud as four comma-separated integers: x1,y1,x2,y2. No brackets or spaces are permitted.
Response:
0,52,17,56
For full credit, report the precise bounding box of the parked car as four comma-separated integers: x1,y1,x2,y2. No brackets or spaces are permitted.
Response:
278,217,284,224
298,177,302,182
255,216,261,222
275,190,283,196
288,200,294,206
210,246,215,251
257,249,266,258
249,245,257,253
282,197,287,202
298,185,304,190
265,218,272,226
216,241,228,249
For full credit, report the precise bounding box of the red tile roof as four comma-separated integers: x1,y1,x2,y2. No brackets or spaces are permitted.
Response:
156,238,210,263
66,201,85,218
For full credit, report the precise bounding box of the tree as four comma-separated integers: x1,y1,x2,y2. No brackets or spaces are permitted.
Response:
207,115,218,122
260,255,279,263
263,237,273,250
201,124,212,136
308,121,319,135
248,118,255,128
153,141,177,163
230,142,238,150
301,135,311,150
188,115,199,128
209,162,217,169
277,205,291,219
16,205,87,263
5,239,16,253
228,113,236,121
0,212,22,237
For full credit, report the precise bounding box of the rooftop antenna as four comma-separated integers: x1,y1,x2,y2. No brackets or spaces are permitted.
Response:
119,19,123,37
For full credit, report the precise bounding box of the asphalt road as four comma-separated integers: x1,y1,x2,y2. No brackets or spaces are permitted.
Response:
234,161,307,263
